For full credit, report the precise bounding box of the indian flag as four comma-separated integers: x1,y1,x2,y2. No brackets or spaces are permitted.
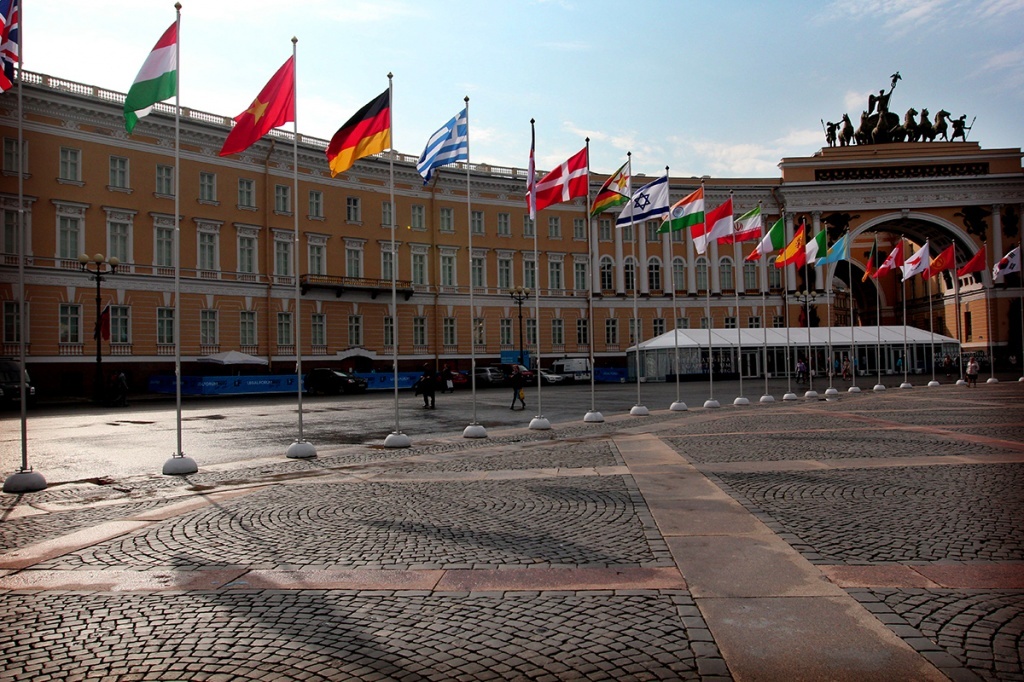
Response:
124,22,178,133
659,186,704,235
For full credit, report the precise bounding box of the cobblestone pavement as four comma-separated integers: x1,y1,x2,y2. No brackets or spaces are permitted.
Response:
1,383,1022,680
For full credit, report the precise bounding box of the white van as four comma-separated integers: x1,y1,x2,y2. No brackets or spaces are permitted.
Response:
550,358,591,383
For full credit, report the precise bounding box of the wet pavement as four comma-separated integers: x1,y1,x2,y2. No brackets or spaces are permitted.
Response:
1,380,1022,680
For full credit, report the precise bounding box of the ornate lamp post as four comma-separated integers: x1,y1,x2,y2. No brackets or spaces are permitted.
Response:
79,253,119,403
509,286,531,366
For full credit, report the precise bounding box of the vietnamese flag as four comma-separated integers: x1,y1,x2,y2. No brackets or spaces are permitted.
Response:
956,245,986,277
924,244,955,278
326,89,391,177
219,57,295,157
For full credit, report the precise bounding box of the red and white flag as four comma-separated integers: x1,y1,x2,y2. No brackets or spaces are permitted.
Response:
900,242,930,281
872,244,904,278
531,147,588,215
993,246,1021,279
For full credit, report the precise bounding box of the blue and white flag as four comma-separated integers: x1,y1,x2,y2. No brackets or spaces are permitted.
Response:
615,175,669,227
416,108,469,183
816,231,849,266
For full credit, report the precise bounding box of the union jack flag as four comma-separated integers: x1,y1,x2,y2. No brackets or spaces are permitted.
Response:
0,0,20,93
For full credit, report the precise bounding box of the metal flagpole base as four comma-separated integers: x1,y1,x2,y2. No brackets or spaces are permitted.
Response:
824,387,839,400
1019,376,1024,382
873,384,887,391
529,416,551,430
986,377,999,384
760,394,775,403
804,390,819,399
629,405,650,416
900,381,913,389
286,440,317,459
2,469,47,493
162,454,198,476
463,423,488,439
956,379,967,386
733,397,750,406
703,399,720,409
584,410,605,422
783,392,798,401
927,380,940,387
848,386,862,393
384,432,412,448
669,401,688,411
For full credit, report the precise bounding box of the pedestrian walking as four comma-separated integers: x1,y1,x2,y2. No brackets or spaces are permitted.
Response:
509,366,526,410
966,357,980,387
414,364,437,408
441,363,454,393
943,354,953,378
841,357,851,380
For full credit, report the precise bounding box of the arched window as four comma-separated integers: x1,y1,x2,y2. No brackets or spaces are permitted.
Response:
696,257,708,291
624,257,636,291
648,257,662,291
672,257,686,291
600,256,615,291
744,262,757,290
768,262,782,289
719,257,734,290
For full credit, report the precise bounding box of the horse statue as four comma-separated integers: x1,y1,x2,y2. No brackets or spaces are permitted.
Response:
839,113,855,146
898,107,919,142
934,109,952,141
856,111,873,145
917,108,936,142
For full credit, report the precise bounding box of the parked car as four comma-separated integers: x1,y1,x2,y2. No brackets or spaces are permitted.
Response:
496,364,535,382
449,370,469,389
304,368,368,395
474,367,506,387
0,359,35,408
539,369,565,385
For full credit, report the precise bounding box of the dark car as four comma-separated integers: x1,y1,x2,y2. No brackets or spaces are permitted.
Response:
304,368,368,395
0,359,35,407
474,367,506,387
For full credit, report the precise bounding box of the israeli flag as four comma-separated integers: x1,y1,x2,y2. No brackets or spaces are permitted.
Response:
416,108,469,183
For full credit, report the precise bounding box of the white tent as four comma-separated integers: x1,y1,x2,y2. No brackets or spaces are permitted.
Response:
196,350,269,366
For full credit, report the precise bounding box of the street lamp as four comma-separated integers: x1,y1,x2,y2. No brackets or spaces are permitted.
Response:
509,286,531,366
79,253,119,403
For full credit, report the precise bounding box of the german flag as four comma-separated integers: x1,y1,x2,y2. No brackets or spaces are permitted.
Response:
326,89,390,177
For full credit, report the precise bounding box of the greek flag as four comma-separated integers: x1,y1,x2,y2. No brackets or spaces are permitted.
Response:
416,108,468,183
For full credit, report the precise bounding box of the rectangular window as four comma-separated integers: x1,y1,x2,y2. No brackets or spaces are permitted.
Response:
443,317,457,346
383,316,394,347
108,220,130,263
524,260,536,289
440,254,456,286
526,318,537,346
413,317,427,346
157,308,174,345
748,316,761,328
199,232,218,271
573,217,586,240
3,301,23,343
773,315,785,328
238,178,255,208
599,218,612,241
548,216,560,238
308,244,325,275
500,318,513,346
605,318,618,345
523,215,534,237
348,315,362,347
240,311,256,346
676,317,690,329
646,220,660,242
574,261,588,290
308,190,323,218
498,258,512,290
155,226,174,267
471,256,485,288
435,207,453,233
109,156,128,189
743,262,757,290
59,147,81,181
200,172,217,202
58,216,80,260
653,318,666,337
200,309,218,345
59,304,81,343
768,265,782,290
346,196,361,222
274,184,291,213
410,204,425,230
2,208,15,254
629,318,641,345
238,235,256,274
621,224,634,243
277,312,293,346
311,313,326,346
497,212,511,236
382,250,394,281
700,317,711,329
3,137,25,174
275,239,292,276
576,318,589,345
412,252,426,285
473,318,485,346
551,318,564,346
381,200,392,227
471,210,485,235
346,245,362,278
724,316,737,329
548,261,563,290
156,164,174,196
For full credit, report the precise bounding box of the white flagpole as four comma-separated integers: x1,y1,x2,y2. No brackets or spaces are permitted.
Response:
849,240,860,392
462,97,485,438
1018,242,1024,382
760,203,773,403
826,242,835,395
804,259,816,398
628,154,648,416
953,241,965,384
782,211,796,400
384,73,410,447
584,140,604,421
874,248,884,391
927,252,940,386
703,181,719,408
732,192,748,406
669,168,686,411
985,245,998,384
161,3,197,475
900,237,911,388
528,120,550,430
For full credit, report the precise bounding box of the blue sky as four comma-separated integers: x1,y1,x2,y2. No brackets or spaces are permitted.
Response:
26,0,1024,178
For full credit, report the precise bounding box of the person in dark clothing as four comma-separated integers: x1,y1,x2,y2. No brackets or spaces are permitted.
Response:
416,365,436,408
509,367,526,410
441,363,454,393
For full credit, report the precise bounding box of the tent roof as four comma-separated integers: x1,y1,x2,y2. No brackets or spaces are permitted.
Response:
196,350,269,365
629,326,960,352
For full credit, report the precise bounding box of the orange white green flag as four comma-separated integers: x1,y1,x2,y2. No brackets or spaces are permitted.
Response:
659,186,704,236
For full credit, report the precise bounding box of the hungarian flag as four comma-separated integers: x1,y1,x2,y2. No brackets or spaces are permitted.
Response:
873,244,904,278
659,186,704,236
924,244,955,278
219,56,295,157
804,229,828,265
590,161,630,217
720,206,762,245
862,237,881,282
957,245,986,277
775,224,806,268
327,89,391,177
124,22,177,133
746,217,784,262
993,246,1021,278
533,147,589,213
94,305,111,342
900,242,930,281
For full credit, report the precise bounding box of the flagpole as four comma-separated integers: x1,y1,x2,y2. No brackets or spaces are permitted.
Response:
874,249,885,391
703,180,720,408
804,258,817,399
161,3,198,476
584,139,604,421
927,248,940,386
782,211,797,400
384,73,410,447
953,241,965,385
528,120,550,430
731,191,748,406
900,237,912,389
669,168,686,411
825,236,836,398
1018,242,1023,382
760,203,773,403
628,154,648,416
848,240,860,392
984,244,997,384
462,97,486,438
2,0,47,493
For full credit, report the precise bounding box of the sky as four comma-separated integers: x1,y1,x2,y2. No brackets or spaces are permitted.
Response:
24,0,1024,179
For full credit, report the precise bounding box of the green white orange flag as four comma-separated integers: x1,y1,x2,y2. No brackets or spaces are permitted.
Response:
746,217,784,262
124,22,177,133
590,162,630,216
775,224,806,268
659,186,704,235
326,89,391,177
